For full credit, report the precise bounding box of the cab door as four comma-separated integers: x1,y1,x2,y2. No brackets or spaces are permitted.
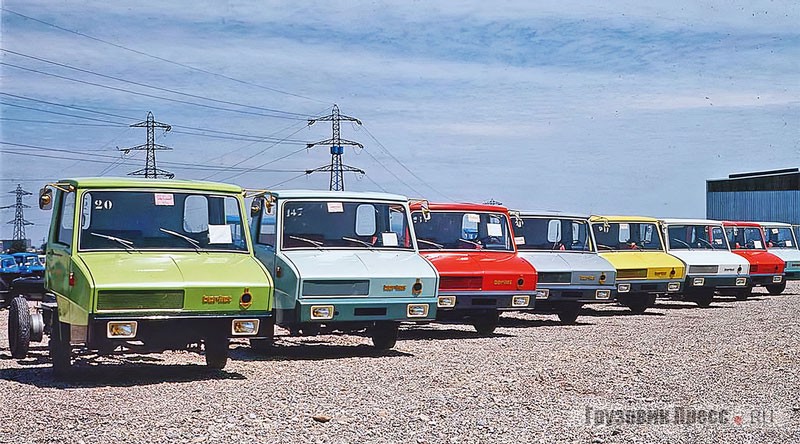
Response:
251,197,278,274
46,190,76,301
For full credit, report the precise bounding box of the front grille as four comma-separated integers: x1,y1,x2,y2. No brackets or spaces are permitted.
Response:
689,265,719,274
617,269,648,279
537,272,571,284
354,307,386,316
97,290,184,311
303,280,370,296
790,262,800,268
440,276,482,290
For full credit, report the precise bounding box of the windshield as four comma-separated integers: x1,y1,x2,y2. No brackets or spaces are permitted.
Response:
724,226,766,250
281,200,413,250
412,211,513,251
667,225,728,250
591,222,663,251
764,226,798,249
24,256,42,266
515,217,592,251
78,190,248,252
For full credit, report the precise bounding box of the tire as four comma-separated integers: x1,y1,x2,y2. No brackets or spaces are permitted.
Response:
734,288,751,301
472,312,500,336
204,335,229,370
249,338,273,353
556,304,582,324
370,322,399,350
8,296,31,359
692,290,714,308
623,293,656,314
49,311,72,379
766,281,787,296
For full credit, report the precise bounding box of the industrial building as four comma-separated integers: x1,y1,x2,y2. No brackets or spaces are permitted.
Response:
706,168,800,236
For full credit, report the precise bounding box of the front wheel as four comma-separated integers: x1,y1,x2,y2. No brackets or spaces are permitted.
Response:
556,304,582,324
472,312,500,336
621,293,656,314
691,289,714,308
49,311,73,379
370,322,399,350
204,336,229,370
766,281,787,295
8,296,31,359
734,287,751,301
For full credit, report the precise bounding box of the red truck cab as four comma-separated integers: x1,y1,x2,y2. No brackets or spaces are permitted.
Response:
718,221,785,299
409,202,539,335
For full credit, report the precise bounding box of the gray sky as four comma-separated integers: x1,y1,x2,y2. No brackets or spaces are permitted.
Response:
1,1,798,244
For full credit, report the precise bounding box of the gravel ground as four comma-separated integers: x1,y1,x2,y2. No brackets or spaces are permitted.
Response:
0,285,799,443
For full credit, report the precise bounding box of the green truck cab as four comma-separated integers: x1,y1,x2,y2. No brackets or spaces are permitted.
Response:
14,178,274,374
249,190,439,350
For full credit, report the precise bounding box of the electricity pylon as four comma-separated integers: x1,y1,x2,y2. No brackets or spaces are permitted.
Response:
305,104,364,191
121,111,175,179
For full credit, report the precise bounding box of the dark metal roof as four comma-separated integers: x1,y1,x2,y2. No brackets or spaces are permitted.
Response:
707,168,800,192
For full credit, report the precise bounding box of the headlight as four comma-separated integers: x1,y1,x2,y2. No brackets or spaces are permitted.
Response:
511,295,530,307
617,283,631,293
107,321,137,339
773,275,783,283
232,319,260,335
667,282,681,292
595,289,611,300
735,277,747,286
407,304,429,317
692,277,705,286
534,289,549,300
437,296,456,308
310,305,335,320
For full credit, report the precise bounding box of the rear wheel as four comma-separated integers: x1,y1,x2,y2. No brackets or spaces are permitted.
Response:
204,335,229,369
472,312,500,336
766,281,787,295
556,304,582,324
370,322,399,350
8,296,31,359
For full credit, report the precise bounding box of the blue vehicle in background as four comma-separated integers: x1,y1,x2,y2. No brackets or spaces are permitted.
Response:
1,254,23,306
11,252,45,277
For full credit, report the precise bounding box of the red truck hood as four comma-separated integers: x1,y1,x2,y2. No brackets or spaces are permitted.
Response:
421,251,537,291
731,250,786,274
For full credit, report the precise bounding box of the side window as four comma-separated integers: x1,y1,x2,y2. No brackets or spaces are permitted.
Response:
184,195,209,233
258,201,277,248
56,191,76,247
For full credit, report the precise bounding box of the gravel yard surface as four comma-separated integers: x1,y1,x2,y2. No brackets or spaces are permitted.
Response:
1,285,799,443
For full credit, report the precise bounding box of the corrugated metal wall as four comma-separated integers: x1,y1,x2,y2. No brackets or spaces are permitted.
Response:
707,190,800,237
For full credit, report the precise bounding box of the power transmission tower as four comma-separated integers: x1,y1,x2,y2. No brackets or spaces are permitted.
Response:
484,199,503,205
305,104,365,191
1,184,33,240
120,111,175,179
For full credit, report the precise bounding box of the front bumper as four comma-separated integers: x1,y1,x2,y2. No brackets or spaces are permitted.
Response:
750,274,784,287
615,279,682,294
435,291,535,320
87,312,273,349
287,297,438,324
533,285,616,304
683,275,749,290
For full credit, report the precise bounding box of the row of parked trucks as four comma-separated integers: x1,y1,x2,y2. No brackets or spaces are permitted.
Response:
1,177,797,377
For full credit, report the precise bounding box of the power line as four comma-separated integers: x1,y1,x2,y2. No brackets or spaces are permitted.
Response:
1,62,310,120
306,104,365,191
1,48,314,118
1,8,332,105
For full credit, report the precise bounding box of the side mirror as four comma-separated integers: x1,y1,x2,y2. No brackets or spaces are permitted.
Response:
250,197,262,217
39,187,53,210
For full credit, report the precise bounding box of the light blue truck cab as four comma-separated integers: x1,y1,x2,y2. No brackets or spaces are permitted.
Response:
760,222,800,294
511,211,616,324
12,252,45,277
249,190,439,350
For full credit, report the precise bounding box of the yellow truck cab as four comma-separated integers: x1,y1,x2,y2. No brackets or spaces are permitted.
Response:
589,216,685,313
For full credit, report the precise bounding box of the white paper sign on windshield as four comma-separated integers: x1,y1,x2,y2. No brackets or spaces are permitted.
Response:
154,193,174,206
208,224,233,244
327,202,344,213
786,240,793,247
753,240,762,249
487,223,503,237
381,232,399,247
466,214,480,223
514,236,525,245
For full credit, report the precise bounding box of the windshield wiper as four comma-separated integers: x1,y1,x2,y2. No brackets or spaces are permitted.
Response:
288,235,325,250
341,236,375,250
459,238,482,248
90,232,137,251
672,238,692,250
417,238,444,249
159,228,201,252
